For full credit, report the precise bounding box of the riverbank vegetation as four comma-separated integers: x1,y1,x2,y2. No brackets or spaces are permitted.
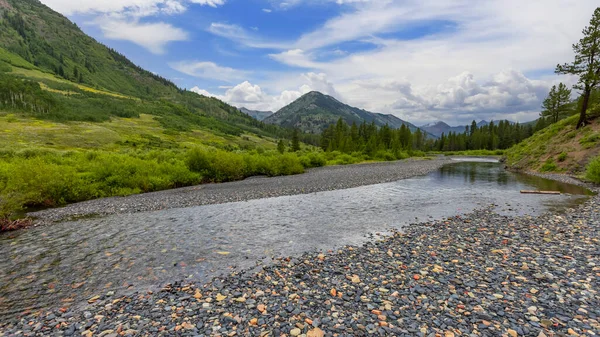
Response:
0,147,329,219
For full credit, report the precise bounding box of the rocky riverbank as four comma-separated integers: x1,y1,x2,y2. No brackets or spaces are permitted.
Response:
28,158,451,224
2,184,598,336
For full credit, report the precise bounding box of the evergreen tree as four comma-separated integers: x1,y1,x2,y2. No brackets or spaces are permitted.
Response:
556,7,600,128
277,139,286,154
291,128,301,152
541,83,572,124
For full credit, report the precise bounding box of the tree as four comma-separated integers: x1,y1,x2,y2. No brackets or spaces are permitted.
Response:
291,128,301,152
277,139,286,154
556,8,600,129
541,83,572,123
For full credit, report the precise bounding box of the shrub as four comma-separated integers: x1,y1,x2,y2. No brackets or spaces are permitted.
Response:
585,156,600,183
540,158,557,172
299,152,327,168
374,150,396,161
557,152,568,162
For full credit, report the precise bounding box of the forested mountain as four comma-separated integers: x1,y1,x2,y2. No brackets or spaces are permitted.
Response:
265,91,435,137
0,0,179,98
419,121,469,138
0,0,306,141
240,108,273,121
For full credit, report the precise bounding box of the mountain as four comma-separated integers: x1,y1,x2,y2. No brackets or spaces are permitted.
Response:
265,91,435,137
240,107,273,121
0,0,293,141
0,0,180,99
419,121,469,138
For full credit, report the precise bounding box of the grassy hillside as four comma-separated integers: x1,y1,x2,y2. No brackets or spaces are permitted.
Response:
505,114,600,179
0,0,178,98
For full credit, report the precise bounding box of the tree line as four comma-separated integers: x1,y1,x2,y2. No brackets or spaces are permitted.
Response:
318,118,536,155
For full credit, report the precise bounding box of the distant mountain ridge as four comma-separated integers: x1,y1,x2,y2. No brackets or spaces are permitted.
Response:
264,91,437,138
419,120,540,138
239,108,273,121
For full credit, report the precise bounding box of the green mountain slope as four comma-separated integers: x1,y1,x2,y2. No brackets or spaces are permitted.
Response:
0,0,302,143
264,91,435,137
505,114,600,174
0,0,178,98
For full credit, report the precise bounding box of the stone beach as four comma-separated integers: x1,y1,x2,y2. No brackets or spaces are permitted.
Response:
1,171,598,336
28,158,451,224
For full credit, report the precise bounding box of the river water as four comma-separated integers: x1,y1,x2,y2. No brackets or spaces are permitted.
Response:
0,159,592,319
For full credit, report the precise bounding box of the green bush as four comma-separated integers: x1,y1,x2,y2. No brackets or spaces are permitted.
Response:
580,132,600,149
299,152,327,168
374,150,396,161
557,152,568,162
0,61,11,73
585,156,600,183
540,158,558,172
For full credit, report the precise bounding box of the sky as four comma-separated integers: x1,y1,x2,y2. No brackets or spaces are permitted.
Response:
40,0,598,126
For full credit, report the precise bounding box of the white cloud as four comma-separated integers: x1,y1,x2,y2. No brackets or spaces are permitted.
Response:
209,0,596,124
190,87,219,97
189,0,225,7
190,72,338,111
41,0,224,54
40,0,224,15
262,8,272,13
170,61,249,82
97,19,188,54
208,23,286,49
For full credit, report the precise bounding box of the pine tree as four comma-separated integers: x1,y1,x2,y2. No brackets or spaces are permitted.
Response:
556,7,600,128
277,139,286,154
541,83,572,124
291,128,301,152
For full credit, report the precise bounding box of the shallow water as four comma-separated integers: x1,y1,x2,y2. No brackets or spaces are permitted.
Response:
0,160,592,319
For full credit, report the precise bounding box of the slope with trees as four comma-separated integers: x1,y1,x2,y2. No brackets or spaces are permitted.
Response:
265,91,433,137
506,8,600,180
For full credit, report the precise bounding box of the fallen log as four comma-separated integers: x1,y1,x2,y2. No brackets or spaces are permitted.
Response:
520,190,561,195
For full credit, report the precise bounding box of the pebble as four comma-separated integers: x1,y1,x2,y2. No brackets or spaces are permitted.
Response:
2,174,598,337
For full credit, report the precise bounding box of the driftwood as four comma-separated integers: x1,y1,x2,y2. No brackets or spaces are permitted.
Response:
520,190,561,195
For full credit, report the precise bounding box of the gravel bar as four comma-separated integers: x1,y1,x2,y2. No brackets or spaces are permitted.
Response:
3,182,599,336
28,158,451,224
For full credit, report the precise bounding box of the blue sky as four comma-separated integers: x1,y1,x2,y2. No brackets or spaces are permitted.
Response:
41,0,598,125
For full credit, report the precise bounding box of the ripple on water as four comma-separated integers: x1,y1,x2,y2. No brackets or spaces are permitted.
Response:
0,161,592,319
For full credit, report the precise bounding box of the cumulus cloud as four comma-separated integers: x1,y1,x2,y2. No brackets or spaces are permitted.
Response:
204,0,596,123
170,61,249,82
190,72,339,111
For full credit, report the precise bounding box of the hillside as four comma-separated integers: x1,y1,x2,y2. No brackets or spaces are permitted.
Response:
505,114,600,174
0,0,181,98
0,0,301,143
240,107,273,121
420,121,469,137
265,91,434,137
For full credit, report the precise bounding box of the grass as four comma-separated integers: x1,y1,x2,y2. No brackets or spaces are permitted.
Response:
0,46,37,70
586,156,600,183
0,147,330,218
0,113,277,151
505,114,600,174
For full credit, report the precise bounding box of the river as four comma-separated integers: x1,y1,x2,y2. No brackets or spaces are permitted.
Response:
0,159,592,319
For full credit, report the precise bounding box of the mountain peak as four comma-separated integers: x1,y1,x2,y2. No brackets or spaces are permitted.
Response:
265,91,434,137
